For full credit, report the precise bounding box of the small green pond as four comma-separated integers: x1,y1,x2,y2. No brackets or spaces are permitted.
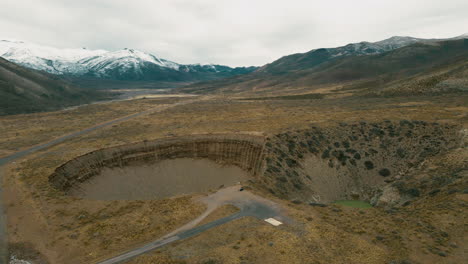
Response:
334,200,373,208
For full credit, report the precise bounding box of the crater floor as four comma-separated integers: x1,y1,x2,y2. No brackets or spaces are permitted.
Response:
69,158,249,200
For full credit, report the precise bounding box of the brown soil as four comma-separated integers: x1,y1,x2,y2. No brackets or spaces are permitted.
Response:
69,158,249,200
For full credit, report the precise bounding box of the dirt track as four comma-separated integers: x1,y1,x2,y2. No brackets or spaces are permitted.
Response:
96,185,290,264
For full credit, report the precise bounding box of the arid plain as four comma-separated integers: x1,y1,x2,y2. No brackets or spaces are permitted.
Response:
1,89,466,264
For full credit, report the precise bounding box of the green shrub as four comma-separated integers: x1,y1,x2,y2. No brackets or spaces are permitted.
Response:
285,158,298,167
321,149,330,159
378,168,390,177
364,161,374,170
406,188,420,197
267,165,281,173
353,152,361,160
287,140,296,153
308,146,318,153
346,148,357,154
293,182,303,190
278,176,288,182
342,141,350,148
396,148,406,158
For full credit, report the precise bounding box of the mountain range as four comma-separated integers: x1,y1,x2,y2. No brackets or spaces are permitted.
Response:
2,34,466,85
1,33,467,115
180,34,468,96
0,40,257,82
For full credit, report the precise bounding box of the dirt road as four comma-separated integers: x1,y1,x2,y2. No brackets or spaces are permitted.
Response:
96,185,290,264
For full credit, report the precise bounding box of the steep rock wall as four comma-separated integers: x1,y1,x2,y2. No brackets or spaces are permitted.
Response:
50,134,265,192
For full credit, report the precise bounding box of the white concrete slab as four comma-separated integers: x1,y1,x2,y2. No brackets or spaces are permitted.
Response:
264,217,283,226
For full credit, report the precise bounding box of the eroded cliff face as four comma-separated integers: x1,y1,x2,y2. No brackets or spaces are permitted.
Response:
259,121,462,204
49,134,266,193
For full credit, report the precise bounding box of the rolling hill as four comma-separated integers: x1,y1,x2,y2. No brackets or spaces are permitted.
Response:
0,57,108,115
179,36,468,97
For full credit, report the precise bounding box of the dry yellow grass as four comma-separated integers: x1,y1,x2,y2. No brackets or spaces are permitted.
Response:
196,204,240,227
2,93,467,263
0,97,187,158
4,154,205,264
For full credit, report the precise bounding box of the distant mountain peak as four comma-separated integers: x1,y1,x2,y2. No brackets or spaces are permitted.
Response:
0,39,257,81
373,36,422,47
387,35,418,39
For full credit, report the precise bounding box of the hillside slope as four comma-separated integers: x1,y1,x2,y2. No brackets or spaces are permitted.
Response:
180,38,468,96
0,58,107,115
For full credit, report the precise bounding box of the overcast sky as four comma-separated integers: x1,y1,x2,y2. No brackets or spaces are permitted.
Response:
1,0,467,66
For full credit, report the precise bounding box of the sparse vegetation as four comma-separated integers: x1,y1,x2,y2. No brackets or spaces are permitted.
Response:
379,168,391,177
364,161,375,170
334,200,373,208
2,86,466,264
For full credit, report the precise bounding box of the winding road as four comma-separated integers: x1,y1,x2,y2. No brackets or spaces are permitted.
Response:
0,98,200,263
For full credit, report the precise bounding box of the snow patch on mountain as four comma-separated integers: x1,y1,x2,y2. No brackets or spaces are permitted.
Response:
0,39,106,61
0,40,181,77
80,49,179,70
328,36,424,58
75,48,182,78
0,39,108,74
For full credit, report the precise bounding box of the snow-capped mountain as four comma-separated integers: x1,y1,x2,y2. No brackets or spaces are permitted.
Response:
76,48,184,80
0,40,257,81
0,39,106,75
80,48,180,71
2,34,465,81
319,34,468,59
258,34,467,74
453,33,468,39
328,36,424,58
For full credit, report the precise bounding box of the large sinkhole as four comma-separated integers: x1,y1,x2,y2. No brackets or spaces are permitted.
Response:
259,121,461,204
49,134,265,200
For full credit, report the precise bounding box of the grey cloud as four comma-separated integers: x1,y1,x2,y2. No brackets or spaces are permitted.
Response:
1,0,467,66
